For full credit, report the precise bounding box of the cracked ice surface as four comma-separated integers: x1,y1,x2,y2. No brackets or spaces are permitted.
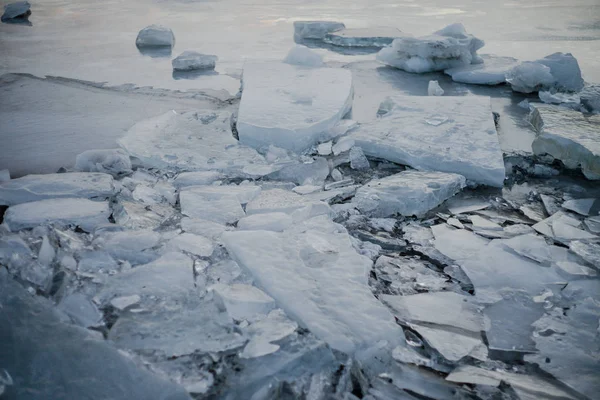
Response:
223,214,404,354
351,96,505,187
118,110,267,177
353,170,465,217
237,62,353,153
0,172,114,205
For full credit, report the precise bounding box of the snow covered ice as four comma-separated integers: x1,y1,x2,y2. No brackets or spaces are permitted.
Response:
506,52,584,93
377,23,484,73
324,27,403,47
444,55,519,85
293,20,345,40
0,172,114,205
351,95,506,187
236,62,353,153
530,105,600,179
172,51,217,71
4,198,110,232
353,171,465,217
223,214,404,354
283,45,324,67
135,24,175,48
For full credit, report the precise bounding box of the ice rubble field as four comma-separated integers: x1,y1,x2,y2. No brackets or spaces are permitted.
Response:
1,16,600,400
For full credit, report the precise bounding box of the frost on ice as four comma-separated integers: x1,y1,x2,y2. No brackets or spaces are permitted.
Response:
118,110,267,177
353,171,465,217
236,62,353,153
350,96,505,187
0,172,114,205
222,214,404,354
530,105,600,180
283,45,324,67
506,53,584,93
293,20,345,40
323,27,403,48
172,51,217,71
135,24,175,48
377,23,484,73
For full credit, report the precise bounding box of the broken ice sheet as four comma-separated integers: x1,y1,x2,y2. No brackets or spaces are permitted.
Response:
118,110,267,177
445,196,490,215
561,198,600,216
568,240,600,268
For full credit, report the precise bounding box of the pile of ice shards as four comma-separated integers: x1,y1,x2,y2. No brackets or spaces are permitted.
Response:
2,19,600,400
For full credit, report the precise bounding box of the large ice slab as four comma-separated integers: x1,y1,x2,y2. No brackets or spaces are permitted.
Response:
293,21,345,40
507,53,584,93
351,96,505,187
237,62,353,153
324,27,402,47
118,110,267,176
4,198,110,232
377,23,484,73
530,105,600,179
444,55,519,85
353,171,465,217
0,172,114,206
135,24,175,48
222,215,404,354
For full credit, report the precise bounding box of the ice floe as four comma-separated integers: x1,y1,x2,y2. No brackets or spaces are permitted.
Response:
237,62,353,153
351,95,505,187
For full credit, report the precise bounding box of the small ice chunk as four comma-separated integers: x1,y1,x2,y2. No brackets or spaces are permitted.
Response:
447,217,464,229
507,53,584,93
530,105,600,180
173,171,223,187
293,21,345,40
237,62,353,153
427,80,444,96
292,185,322,195
561,198,599,216
445,197,490,214
58,293,102,328
38,235,55,266
268,157,329,185
135,24,175,48
584,216,600,234
580,84,600,113
212,283,276,321
283,45,324,67
351,96,505,187
330,168,343,181
4,198,110,232
74,149,132,177
353,170,465,217
237,212,293,232
349,146,370,170
223,215,404,354
180,186,246,224
444,55,519,85
317,141,332,156
518,99,531,110
166,233,214,257
377,23,484,73
0,169,9,183
2,1,31,22
110,295,141,311
332,136,355,155
469,215,502,231
0,172,114,206
172,51,217,71
324,27,403,47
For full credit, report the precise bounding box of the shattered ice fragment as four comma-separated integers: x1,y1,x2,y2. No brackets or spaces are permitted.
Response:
332,136,355,155
445,197,490,214
245,189,328,216
0,172,114,206
237,212,293,232
166,233,214,257
568,241,600,267
58,293,103,328
172,51,217,71
180,186,245,224
237,62,353,153
135,24,175,48
331,168,343,181
583,216,600,233
444,55,519,85
317,141,332,156
4,198,110,232
293,21,345,40
38,235,55,266
351,96,505,187
377,23,484,73
447,217,464,229
110,295,141,311
212,283,276,321
427,80,444,96
324,27,402,47
267,157,329,185
353,171,465,217
349,146,370,170
561,198,599,216
283,45,324,67
223,215,404,354
75,149,132,177
507,52,584,93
